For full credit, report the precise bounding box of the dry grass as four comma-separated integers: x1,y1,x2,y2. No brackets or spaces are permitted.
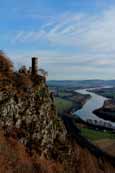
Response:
0,130,63,173
95,139,115,156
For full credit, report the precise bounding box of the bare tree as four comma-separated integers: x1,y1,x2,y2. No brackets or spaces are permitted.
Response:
38,69,48,78
19,65,28,74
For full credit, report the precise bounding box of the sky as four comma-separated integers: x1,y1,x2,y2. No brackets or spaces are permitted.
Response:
1,0,115,80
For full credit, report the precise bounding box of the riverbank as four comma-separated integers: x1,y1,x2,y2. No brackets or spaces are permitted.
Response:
93,98,115,122
74,89,115,129
93,108,115,122
89,87,115,122
54,89,90,115
54,87,115,158
55,88,115,130
90,86,115,99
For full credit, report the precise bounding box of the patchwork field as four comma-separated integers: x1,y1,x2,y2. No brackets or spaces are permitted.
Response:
54,97,74,114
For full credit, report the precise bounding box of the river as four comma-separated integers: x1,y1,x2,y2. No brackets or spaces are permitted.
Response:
74,87,115,129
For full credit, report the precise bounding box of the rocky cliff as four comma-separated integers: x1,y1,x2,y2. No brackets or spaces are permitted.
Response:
0,75,66,161
0,52,115,173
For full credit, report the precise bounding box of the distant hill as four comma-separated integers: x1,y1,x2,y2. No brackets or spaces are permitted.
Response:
48,80,115,89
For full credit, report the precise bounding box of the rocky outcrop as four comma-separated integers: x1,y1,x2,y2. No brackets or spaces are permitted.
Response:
0,53,115,173
0,82,67,159
0,83,115,173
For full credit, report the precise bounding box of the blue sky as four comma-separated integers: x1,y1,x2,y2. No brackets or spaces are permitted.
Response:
1,0,115,80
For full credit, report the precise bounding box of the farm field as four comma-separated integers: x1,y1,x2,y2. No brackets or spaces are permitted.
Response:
54,97,74,114
80,127,115,141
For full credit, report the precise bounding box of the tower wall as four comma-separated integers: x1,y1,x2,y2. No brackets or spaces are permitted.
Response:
32,57,38,75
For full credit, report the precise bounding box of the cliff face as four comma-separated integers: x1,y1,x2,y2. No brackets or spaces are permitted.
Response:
0,80,67,160
0,53,115,173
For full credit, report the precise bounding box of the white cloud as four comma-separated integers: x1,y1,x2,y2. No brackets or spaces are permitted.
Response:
11,7,115,53
12,30,46,43
9,7,115,79
46,7,115,53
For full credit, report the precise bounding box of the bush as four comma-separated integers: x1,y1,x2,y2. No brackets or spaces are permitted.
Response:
15,73,32,93
0,51,14,80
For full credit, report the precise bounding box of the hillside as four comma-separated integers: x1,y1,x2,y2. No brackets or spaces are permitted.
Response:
0,52,115,173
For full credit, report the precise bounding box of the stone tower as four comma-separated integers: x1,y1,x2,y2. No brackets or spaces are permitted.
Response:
32,57,38,75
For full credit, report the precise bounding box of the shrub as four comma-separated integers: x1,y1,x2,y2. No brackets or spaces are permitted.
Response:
0,51,14,80
15,72,32,93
